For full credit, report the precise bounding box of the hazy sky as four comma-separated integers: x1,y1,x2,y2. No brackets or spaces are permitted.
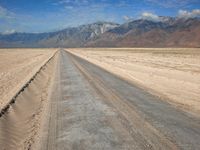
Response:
0,0,200,33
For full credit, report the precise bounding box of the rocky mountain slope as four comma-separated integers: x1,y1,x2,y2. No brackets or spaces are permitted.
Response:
0,22,119,48
0,17,200,48
86,17,200,47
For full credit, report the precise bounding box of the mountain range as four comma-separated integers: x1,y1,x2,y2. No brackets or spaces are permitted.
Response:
0,17,200,48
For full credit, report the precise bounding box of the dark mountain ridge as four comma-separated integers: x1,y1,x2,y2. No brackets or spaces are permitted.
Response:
86,17,200,47
0,22,119,48
0,17,200,48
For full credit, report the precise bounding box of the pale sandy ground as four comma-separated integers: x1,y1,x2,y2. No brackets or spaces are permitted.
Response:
0,51,58,150
69,48,200,115
0,48,56,109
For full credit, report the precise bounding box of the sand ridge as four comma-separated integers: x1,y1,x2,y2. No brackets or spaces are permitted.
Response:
0,49,56,109
0,49,58,150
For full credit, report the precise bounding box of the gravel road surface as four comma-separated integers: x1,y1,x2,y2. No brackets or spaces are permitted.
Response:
41,50,200,150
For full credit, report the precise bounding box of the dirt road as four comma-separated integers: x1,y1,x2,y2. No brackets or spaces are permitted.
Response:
40,50,200,150
0,49,200,150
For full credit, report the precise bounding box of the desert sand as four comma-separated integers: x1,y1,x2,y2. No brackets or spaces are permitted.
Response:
0,49,56,109
0,48,57,150
69,48,200,115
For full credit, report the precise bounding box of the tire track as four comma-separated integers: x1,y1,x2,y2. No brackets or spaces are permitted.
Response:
71,52,178,150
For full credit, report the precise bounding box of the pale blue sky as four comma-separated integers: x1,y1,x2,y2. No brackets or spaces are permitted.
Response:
0,0,200,33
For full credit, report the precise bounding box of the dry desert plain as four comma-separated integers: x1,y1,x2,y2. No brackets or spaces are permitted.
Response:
0,48,200,150
0,49,56,109
69,48,200,115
